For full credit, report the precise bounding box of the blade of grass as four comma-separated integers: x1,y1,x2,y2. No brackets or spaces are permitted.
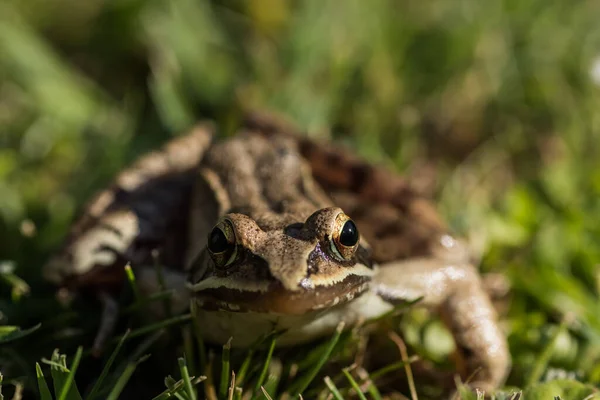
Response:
289,322,345,397
165,375,178,391
0,323,42,344
152,250,173,318
454,376,476,400
262,359,282,397
122,290,174,314
41,360,66,370
204,351,218,400
342,368,367,400
152,376,206,400
237,330,281,386
526,317,569,388
124,263,141,303
49,350,82,400
0,264,31,301
295,334,347,372
100,331,163,399
357,368,382,400
365,297,424,325
233,387,242,400
183,327,196,378
152,387,173,400
57,346,83,400
179,357,197,400
111,313,192,344
235,347,254,387
220,338,232,399
388,331,418,400
369,357,419,380
260,386,274,400
191,303,207,371
0,372,3,400
105,354,151,400
323,377,343,400
86,330,131,400
254,334,277,393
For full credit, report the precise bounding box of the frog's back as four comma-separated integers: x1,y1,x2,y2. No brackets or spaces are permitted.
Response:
243,112,453,264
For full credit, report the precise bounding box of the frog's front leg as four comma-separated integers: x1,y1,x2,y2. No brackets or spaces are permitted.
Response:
373,257,510,392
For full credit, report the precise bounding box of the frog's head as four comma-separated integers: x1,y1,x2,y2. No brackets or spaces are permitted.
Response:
188,207,374,315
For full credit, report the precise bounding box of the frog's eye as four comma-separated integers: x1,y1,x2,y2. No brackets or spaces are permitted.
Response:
207,219,237,268
330,213,360,261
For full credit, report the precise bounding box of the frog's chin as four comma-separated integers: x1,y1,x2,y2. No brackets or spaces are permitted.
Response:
189,274,371,315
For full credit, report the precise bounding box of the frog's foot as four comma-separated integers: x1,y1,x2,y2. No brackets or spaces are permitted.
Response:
373,258,511,392
92,291,119,356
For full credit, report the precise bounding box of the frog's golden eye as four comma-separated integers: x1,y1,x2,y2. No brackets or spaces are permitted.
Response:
330,213,360,261
207,219,237,268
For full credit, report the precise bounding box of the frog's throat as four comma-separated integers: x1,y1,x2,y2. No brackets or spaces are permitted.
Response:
189,264,374,315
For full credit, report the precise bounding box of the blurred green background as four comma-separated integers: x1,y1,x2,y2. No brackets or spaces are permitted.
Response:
2,0,600,396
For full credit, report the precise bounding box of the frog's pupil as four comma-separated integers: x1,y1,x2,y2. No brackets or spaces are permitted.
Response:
208,228,229,253
339,220,359,247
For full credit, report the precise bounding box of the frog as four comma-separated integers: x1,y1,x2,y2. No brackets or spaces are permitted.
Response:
44,112,510,392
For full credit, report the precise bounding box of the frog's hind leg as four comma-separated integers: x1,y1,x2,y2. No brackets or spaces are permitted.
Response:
44,124,213,354
373,257,511,393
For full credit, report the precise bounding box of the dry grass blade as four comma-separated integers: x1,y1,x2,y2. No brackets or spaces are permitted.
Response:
227,371,236,400
582,394,600,400
260,386,274,400
388,331,418,400
323,376,344,400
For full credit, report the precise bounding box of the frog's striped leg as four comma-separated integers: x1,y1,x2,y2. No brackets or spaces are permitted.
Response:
44,124,214,353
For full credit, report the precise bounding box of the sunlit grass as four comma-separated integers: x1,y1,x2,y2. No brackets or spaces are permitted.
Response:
2,0,600,398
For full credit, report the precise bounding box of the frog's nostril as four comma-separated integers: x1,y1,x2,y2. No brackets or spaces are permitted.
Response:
284,222,304,237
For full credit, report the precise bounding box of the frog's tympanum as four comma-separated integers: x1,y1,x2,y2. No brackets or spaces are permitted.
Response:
45,113,510,391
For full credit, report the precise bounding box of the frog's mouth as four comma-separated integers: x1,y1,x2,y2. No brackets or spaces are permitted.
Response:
189,273,371,315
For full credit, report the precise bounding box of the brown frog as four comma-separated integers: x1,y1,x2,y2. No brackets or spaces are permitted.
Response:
44,112,510,392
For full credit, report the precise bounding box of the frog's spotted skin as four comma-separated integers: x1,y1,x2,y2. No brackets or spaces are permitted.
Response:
45,113,510,392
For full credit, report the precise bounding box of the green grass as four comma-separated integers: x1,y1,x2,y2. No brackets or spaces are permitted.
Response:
2,0,600,398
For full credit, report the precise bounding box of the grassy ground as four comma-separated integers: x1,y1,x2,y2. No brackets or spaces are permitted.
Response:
2,0,600,398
